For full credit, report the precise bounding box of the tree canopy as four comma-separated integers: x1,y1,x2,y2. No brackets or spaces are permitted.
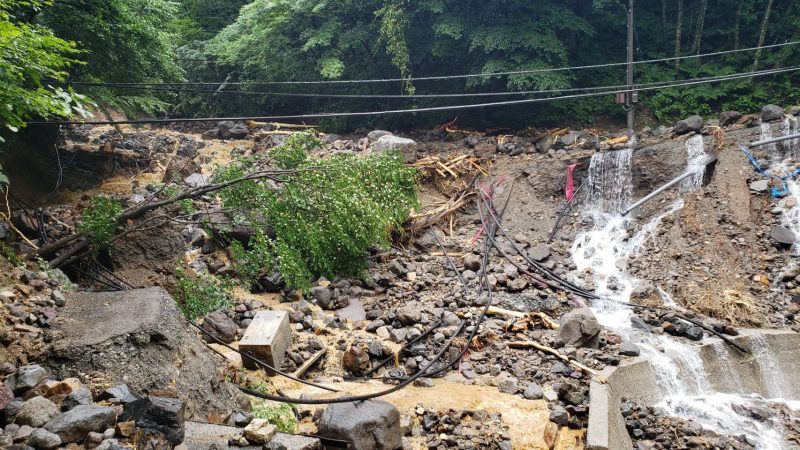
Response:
1,0,799,133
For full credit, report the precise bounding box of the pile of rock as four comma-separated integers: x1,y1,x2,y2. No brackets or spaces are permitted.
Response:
411,405,512,450
621,399,756,449
0,364,186,449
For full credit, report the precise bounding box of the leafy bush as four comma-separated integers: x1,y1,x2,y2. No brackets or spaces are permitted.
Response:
174,265,233,320
217,132,418,290
79,197,123,249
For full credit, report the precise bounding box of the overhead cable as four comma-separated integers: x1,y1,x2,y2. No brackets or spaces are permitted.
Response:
28,65,800,126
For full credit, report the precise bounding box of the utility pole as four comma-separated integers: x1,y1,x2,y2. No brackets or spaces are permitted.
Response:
626,0,635,131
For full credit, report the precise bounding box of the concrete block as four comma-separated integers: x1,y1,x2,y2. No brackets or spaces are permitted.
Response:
239,311,292,373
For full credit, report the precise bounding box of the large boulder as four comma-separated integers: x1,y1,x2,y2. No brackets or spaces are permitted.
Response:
199,311,237,344
770,226,796,246
761,104,785,123
122,396,185,446
44,405,117,443
48,288,247,421
719,111,742,127
369,135,417,163
673,115,704,135
5,365,47,395
16,396,60,427
558,308,601,348
317,400,402,450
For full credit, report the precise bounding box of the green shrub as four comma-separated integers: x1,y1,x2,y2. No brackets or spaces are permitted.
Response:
79,196,123,249
217,131,418,291
251,402,297,434
174,265,233,319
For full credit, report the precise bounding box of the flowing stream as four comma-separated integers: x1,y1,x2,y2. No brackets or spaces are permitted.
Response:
571,135,796,449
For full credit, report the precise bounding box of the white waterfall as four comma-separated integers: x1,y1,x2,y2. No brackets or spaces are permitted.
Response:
571,136,795,449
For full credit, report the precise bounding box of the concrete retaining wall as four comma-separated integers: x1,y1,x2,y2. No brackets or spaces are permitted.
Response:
586,330,800,450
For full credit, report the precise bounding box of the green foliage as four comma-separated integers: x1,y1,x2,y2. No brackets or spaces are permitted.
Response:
217,132,418,291
174,265,233,320
251,402,297,434
0,0,90,139
79,196,122,249
38,0,184,116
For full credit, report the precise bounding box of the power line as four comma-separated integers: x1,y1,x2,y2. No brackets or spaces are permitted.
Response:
64,67,788,99
28,65,799,126
66,41,799,87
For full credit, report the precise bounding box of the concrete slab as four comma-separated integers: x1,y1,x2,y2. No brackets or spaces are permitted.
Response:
182,421,322,450
239,310,291,373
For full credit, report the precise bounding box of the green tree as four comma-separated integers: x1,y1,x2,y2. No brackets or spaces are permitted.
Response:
0,0,88,140
38,0,184,115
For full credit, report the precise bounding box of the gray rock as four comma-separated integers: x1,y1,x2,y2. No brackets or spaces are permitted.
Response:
201,129,220,140
523,383,543,400
395,305,421,325
50,291,66,307
44,405,117,443
370,135,416,153
0,383,13,411
527,245,551,262
685,326,704,341
184,173,210,188
770,226,796,245
220,123,249,140
719,111,742,126
367,130,392,142
749,180,770,192
121,396,184,445
497,377,519,394
5,365,47,395
200,311,237,344
761,104,785,122
97,385,138,404
28,428,61,450
268,432,323,450
16,397,59,427
558,308,601,348
318,400,402,450
619,342,641,357
310,286,333,310
549,405,569,426
61,387,93,411
414,229,444,248
463,254,482,271
674,115,704,135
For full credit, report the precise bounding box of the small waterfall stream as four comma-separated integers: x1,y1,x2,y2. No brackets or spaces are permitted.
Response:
571,136,797,449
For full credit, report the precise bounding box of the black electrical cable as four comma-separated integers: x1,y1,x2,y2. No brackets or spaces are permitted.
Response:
61,64,799,99
239,319,467,404
29,65,800,126
188,321,340,393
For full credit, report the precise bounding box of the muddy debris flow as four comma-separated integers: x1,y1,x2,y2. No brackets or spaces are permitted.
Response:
0,107,799,449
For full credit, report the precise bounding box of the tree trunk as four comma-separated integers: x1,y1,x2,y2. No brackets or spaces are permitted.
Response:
675,0,684,71
734,0,744,49
753,0,775,71
692,0,708,55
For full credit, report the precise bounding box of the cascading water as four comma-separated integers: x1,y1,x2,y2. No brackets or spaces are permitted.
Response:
571,136,795,449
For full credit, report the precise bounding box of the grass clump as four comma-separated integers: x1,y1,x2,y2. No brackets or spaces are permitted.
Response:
174,265,233,320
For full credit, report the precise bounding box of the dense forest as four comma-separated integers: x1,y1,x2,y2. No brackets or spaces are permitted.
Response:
2,0,799,135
